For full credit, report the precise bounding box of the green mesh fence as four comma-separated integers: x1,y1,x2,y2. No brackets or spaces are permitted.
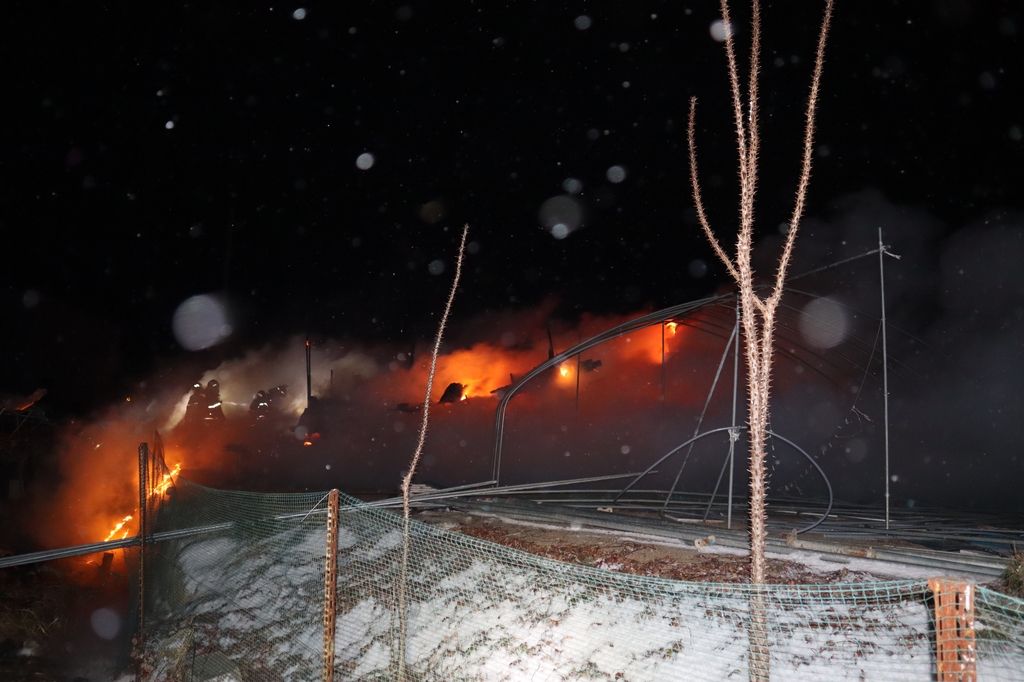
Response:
140,477,1024,681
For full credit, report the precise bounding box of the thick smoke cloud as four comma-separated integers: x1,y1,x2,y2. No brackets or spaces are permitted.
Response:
761,190,1024,510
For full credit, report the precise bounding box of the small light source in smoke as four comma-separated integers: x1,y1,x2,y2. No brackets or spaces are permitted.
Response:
172,293,234,351
90,608,121,640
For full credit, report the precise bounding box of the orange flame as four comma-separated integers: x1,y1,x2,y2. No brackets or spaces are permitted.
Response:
102,462,182,542
153,463,182,497
103,515,133,542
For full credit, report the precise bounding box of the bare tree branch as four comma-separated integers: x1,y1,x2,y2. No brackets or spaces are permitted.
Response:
688,97,741,283
769,0,834,309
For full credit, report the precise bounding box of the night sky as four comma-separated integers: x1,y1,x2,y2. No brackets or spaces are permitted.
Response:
1,3,1022,512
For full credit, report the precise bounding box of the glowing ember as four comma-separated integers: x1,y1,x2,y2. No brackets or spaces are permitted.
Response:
666,321,678,335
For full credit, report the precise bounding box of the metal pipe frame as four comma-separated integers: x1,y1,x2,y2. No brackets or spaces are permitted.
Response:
613,426,834,534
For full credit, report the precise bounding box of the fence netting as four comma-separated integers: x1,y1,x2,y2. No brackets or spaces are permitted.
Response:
139,477,1024,681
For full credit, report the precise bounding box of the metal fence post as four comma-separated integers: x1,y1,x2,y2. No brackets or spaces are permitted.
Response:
322,489,340,682
135,442,149,678
928,578,977,682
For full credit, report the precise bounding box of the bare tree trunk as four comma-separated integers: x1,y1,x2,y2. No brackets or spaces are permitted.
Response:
687,1,834,679
395,225,469,682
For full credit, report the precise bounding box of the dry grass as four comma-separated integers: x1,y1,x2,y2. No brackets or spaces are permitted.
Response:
0,567,77,647
1002,551,1024,598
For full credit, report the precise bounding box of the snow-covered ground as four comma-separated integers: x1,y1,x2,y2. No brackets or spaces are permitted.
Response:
141,504,1024,682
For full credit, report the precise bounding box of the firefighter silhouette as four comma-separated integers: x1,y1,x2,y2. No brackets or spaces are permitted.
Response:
185,382,206,423
250,390,270,422
204,380,225,421
266,385,287,410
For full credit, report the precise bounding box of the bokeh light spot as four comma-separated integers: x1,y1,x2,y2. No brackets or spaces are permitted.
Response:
710,20,730,42
606,165,627,183
23,289,40,309
539,195,583,239
90,608,121,640
356,153,375,170
798,297,849,349
172,294,234,351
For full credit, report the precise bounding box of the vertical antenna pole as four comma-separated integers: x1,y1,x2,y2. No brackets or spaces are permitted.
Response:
661,322,667,403
306,337,313,407
879,228,892,531
575,330,582,414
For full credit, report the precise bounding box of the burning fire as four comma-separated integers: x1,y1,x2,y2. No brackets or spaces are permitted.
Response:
48,307,704,552
102,462,182,542
154,463,182,496
104,515,133,542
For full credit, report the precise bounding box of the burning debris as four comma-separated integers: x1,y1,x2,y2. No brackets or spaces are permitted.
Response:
0,388,47,413
438,382,466,404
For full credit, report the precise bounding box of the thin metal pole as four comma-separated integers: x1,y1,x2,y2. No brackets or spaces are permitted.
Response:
575,330,582,414
661,319,737,514
728,296,739,530
306,338,313,406
879,228,892,531
661,322,666,403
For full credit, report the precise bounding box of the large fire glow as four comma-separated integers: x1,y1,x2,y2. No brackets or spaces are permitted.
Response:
37,305,722,551
100,462,184,542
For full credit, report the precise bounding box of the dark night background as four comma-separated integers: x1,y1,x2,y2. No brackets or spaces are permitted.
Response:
1,2,1022,511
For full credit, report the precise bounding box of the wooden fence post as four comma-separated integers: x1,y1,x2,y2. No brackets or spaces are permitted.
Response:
322,489,340,682
928,578,977,682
